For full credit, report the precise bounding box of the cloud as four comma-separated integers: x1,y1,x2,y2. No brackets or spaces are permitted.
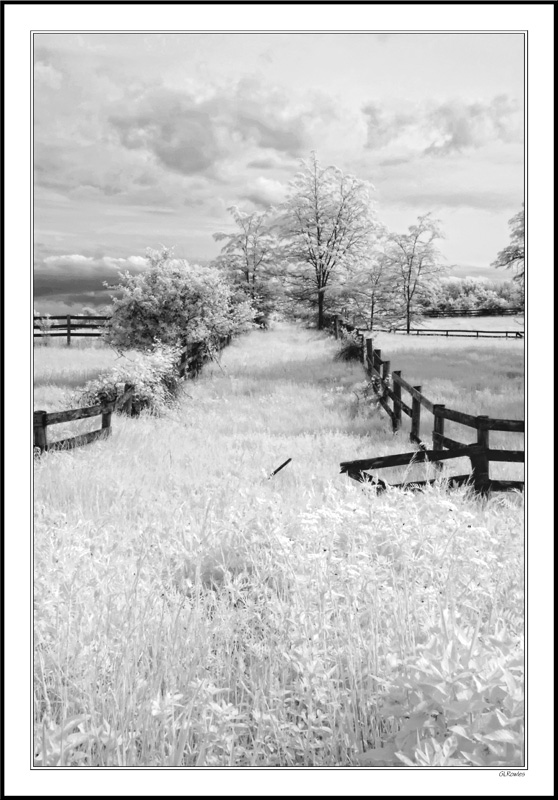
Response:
363,96,522,156
424,96,521,156
242,177,286,208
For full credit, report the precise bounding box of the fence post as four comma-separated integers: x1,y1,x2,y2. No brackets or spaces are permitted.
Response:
411,386,422,443
66,315,72,346
34,410,48,453
333,315,339,340
472,416,490,494
433,404,445,471
392,371,402,432
101,405,112,436
373,349,382,375
366,339,373,377
381,359,390,384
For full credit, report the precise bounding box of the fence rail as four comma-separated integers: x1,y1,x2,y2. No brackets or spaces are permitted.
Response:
422,307,524,317
33,386,134,453
380,327,524,339
34,315,110,345
34,333,233,454
327,315,524,495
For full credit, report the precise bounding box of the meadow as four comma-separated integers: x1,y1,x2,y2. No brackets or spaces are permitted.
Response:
33,323,524,767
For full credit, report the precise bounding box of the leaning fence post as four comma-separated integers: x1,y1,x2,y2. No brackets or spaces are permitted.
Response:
360,333,366,366
411,386,422,443
66,315,72,346
34,410,48,453
392,371,402,432
373,349,382,374
333,315,339,340
433,404,445,471
473,416,490,494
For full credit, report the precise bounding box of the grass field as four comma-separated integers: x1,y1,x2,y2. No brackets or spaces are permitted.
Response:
33,324,524,767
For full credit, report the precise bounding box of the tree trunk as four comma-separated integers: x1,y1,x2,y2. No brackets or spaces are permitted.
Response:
318,288,325,329
406,298,411,334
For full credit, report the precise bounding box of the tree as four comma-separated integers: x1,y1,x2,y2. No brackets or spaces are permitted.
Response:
386,213,446,333
103,247,254,351
213,206,281,313
280,152,377,329
491,204,525,285
339,231,400,330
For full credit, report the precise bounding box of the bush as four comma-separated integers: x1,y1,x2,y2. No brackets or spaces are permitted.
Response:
334,330,364,363
78,344,181,417
104,248,254,352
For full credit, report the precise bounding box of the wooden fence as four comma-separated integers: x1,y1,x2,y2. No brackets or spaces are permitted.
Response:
422,307,524,318
379,327,524,339
327,315,524,494
34,334,233,454
34,315,110,345
34,385,134,454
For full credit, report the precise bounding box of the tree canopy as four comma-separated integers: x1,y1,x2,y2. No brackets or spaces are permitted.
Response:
280,152,377,328
491,204,525,285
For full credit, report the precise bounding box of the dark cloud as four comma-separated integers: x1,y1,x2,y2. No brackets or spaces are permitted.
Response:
33,254,149,301
109,82,312,178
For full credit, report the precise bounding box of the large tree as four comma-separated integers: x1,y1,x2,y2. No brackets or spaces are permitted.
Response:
386,213,446,334
491,204,525,285
280,152,377,328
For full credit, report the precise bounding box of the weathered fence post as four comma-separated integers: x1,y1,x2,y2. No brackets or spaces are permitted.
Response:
382,359,390,389
101,405,112,437
66,315,72,346
366,339,373,377
34,410,48,453
373,349,382,374
411,386,422,443
433,404,445,471
472,415,490,494
392,371,402,432
333,315,339,340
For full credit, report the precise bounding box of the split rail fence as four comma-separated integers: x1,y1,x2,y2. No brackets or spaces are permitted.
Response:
378,327,523,339
34,315,110,345
327,315,524,494
34,334,232,454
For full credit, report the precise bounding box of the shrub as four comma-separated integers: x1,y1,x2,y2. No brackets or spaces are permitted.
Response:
78,344,181,416
334,330,364,363
103,247,254,352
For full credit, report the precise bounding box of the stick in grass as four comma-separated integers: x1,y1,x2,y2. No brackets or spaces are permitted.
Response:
268,458,292,479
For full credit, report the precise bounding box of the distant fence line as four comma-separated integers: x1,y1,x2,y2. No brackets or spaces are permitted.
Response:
421,307,523,318
326,314,524,495
34,333,232,454
377,327,524,339
34,315,109,345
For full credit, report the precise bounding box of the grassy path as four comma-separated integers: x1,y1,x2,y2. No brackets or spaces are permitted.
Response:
34,323,524,767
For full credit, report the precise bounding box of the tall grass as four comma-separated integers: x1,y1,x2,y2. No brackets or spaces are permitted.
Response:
34,324,524,766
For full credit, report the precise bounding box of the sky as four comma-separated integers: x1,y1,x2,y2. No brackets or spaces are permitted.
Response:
33,32,525,312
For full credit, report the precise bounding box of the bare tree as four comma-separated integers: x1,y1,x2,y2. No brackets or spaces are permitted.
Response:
213,206,280,311
386,213,446,334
